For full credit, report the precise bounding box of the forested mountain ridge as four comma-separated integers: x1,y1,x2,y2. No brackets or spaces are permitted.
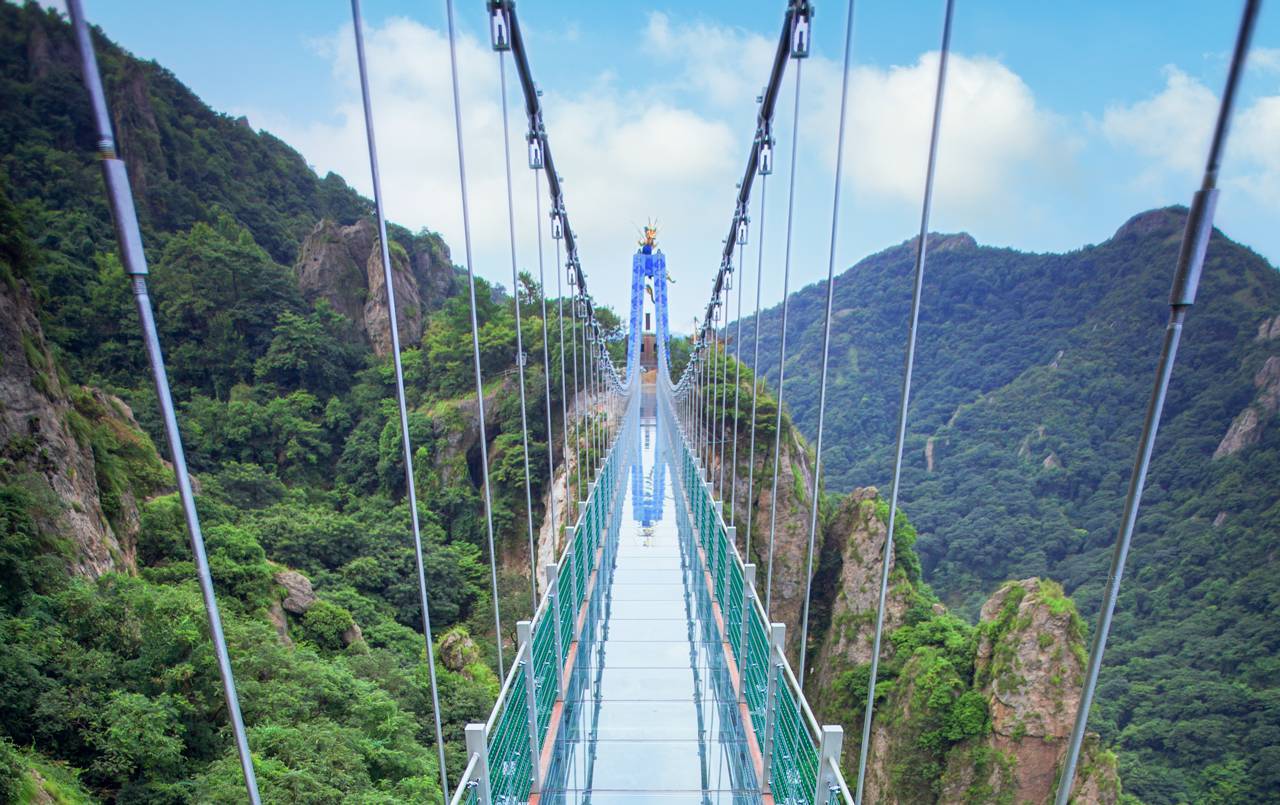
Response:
0,4,553,800
735,207,1280,802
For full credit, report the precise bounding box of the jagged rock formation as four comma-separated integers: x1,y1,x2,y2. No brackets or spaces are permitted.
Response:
0,277,165,577
294,218,455,356
936,579,1115,804
809,488,911,697
1214,352,1280,458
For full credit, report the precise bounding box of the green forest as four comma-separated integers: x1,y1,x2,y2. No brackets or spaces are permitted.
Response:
736,220,1280,798
2,3,1278,803
0,5,625,801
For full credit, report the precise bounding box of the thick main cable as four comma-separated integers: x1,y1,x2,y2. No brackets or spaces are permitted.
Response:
443,0,505,678
349,3,450,791
799,0,858,686
856,1,954,798
765,61,804,617
497,51,540,611
67,3,261,799
1053,1,1260,801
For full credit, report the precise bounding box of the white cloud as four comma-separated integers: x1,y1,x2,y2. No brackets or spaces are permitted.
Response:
1101,66,1217,178
805,51,1070,214
243,15,743,326
643,12,778,109
1100,65,1280,208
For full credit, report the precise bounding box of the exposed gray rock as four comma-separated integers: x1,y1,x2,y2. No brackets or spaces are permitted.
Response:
275,569,317,614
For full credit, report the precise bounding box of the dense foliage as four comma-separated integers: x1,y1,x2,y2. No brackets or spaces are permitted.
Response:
0,5,621,800
737,219,1280,801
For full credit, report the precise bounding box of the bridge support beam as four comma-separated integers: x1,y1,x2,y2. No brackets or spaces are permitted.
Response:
817,724,844,802
547,563,565,699
516,621,542,794
464,723,492,805
762,622,785,790
739,563,755,704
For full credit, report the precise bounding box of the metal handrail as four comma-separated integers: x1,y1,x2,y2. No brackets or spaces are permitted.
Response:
454,393,636,804
659,377,846,798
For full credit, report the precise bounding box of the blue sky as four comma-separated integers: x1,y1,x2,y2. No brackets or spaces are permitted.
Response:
71,1,1280,330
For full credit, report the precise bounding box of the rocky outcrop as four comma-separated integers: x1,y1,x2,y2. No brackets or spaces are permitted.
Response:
294,218,454,356
0,277,162,577
809,489,911,701
1214,354,1280,458
275,568,318,614
937,579,1120,804
1255,314,1280,342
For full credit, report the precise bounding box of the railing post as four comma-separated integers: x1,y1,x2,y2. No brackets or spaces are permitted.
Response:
817,725,844,803
739,563,755,702
548,563,565,698
465,723,492,805
564,526,578,610
516,622,542,794
762,622,785,789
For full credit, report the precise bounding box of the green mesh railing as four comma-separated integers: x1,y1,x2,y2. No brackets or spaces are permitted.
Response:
451,396,634,805
660,384,852,805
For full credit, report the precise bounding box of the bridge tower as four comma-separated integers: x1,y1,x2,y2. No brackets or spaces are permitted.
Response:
627,226,669,381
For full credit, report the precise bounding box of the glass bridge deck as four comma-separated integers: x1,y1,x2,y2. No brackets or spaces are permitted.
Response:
540,403,760,803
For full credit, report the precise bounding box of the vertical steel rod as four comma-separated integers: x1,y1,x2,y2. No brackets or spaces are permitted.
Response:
1054,1,1259,800
799,0,857,685
350,2,452,793
66,4,261,800
765,62,804,617
856,2,953,799
444,0,506,678
496,52,540,611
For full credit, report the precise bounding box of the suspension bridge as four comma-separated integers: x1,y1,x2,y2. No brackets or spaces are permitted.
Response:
64,0,1263,802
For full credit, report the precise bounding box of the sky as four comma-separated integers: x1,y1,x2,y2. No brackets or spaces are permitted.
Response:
62,1,1280,331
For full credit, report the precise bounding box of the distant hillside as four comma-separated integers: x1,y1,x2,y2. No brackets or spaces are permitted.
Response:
735,208,1280,802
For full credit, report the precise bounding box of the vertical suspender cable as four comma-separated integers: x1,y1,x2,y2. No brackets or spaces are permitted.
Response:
798,0,857,685
856,1,953,799
535,173,562,553
349,2,450,791
764,61,804,617
729,235,746,529
553,238,573,521
443,0,505,678
496,52,540,611
718,292,731,503
1054,1,1259,801
67,4,261,801
744,175,768,562
568,264,583,505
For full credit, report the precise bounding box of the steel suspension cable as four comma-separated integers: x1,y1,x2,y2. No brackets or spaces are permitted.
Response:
497,51,539,611
729,234,746,529
568,265,583,506
744,174,769,563
67,3,260,800
856,1,953,798
349,3,450,790
552,238,573,522
1054,1,1260,800
534,172,561,554
443,0,505,678
764,61,804,617
798,0,858,686
718,295,731,503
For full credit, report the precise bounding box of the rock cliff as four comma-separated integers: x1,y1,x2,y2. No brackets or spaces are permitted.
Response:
1,275,168,577
294,218,455,356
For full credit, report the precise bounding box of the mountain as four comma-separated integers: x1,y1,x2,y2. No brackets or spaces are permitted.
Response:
733,209,1280,802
